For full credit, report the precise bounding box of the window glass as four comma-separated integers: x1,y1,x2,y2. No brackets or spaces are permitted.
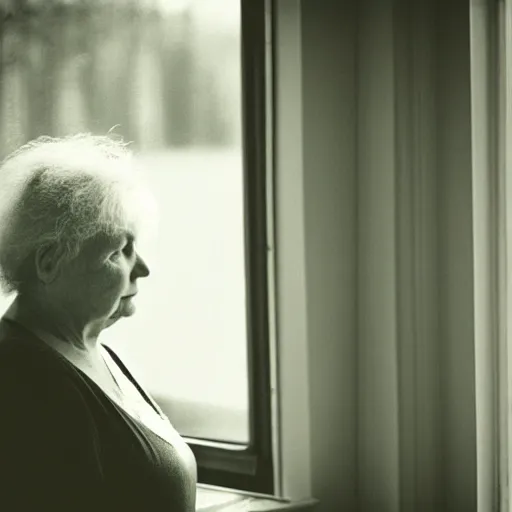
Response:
0,0,249,444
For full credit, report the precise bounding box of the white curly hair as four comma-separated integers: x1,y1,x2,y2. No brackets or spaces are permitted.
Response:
0,133,157,295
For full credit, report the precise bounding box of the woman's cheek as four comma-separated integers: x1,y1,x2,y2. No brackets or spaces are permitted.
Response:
95,266,123,300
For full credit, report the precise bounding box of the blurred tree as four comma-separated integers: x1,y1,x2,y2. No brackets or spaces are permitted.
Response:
0,0,240,157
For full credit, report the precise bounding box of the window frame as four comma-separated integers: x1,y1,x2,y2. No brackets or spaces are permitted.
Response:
0,0,276,495
184,0,276,495
498,0,512,509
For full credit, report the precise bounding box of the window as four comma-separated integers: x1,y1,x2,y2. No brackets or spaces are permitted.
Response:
0,0,274,493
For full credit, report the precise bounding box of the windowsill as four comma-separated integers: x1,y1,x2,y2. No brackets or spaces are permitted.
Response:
196,484,318,511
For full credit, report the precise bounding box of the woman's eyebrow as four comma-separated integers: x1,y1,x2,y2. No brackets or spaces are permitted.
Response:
110,230,135,244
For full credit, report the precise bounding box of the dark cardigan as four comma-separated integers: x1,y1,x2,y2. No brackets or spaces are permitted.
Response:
0,317,196,512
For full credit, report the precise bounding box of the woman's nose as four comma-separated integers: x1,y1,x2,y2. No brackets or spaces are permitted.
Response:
132,253,150,279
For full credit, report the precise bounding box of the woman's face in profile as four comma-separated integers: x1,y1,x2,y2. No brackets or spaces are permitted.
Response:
53,230,150,329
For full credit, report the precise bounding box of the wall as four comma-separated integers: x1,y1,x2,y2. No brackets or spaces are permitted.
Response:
301,1,358,510
274,1,358,509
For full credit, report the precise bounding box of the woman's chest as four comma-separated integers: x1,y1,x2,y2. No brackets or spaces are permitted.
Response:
80,364,198,510
93,407,197,511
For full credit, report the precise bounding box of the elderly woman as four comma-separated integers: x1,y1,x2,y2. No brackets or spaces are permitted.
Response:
0,134,197,511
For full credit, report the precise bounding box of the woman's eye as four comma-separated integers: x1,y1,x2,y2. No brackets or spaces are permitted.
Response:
109,250,122,261
123,241,135,257
108,239,135,261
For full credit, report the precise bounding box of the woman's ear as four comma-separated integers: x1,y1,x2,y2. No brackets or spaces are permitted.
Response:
34,243,66,284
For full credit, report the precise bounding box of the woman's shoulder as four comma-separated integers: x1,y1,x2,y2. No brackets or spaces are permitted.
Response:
0,318,94,411
0,317,64,373
0,318,52,373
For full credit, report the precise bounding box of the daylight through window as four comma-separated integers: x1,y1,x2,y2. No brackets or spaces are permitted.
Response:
0,0,249,445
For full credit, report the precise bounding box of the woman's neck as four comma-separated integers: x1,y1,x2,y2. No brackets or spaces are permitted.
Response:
4,294,102,359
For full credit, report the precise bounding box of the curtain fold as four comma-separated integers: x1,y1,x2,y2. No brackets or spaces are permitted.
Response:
357,1,481,510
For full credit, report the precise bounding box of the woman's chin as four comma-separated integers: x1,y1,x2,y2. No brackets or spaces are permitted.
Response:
103,316,120,329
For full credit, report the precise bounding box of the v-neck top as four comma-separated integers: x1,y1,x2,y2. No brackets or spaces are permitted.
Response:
0,317,197,512
99,345,178,444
